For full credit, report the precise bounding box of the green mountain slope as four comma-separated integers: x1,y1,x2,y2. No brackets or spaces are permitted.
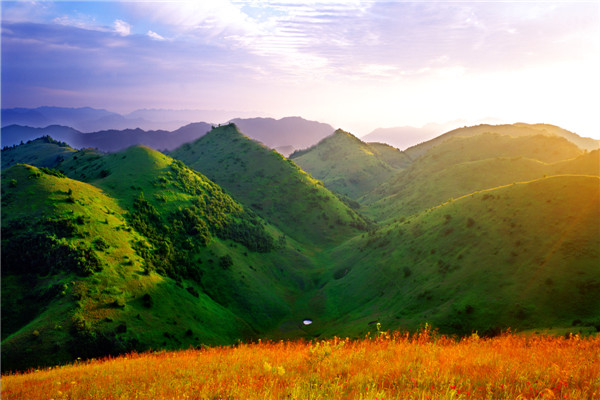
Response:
316,175,600,337
367,142,413,169
404,123,598,159
58,145,324,330
1,147,327,371
362,133,588,222
290,129,410,199
1,164,253,371
170,124,370,246
1,136,77,170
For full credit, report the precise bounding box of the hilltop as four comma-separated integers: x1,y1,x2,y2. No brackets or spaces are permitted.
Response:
1,136,76,170
170,124,370,245
290,129,410,199
404,123,599,159
361,133,592,222
1,123,213,152
229,116,335,157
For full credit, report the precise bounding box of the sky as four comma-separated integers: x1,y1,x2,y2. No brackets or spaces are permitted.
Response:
1,0,599,138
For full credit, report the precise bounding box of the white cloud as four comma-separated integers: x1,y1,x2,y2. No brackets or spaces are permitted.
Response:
147,30,165,41
113,19,131,36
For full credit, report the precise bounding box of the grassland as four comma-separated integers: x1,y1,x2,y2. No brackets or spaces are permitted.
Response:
170,124,370,245
2,123,599,375
2,330,599,399
403,123,599,160
361,133,594,222
290,129,408,199
317,175,600,337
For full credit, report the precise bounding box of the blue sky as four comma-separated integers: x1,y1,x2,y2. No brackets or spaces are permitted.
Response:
1,1,598,138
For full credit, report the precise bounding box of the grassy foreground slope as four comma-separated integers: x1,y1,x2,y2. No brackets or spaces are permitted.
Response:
318,175,600,337
290,129,410,199
1,164,253,371
171,124,370,246
362,133,591,222
3,333,599,400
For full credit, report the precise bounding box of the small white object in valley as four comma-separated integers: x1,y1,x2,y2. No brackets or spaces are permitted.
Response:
303,319,313,325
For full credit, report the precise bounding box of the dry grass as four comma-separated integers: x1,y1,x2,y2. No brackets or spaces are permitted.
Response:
3,329,599,399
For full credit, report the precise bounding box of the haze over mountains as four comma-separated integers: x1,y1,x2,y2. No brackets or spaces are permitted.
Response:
3,107,598,156
1,113,599,372
2,107,336,156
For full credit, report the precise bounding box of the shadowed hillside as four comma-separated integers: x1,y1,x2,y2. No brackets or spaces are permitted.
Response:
1,146,325,371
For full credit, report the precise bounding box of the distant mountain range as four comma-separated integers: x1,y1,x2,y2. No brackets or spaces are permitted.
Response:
1,107,337,156
1,107,255,132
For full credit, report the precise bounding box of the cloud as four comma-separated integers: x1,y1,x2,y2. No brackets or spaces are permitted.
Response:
147,30,165,40
113,19,131,36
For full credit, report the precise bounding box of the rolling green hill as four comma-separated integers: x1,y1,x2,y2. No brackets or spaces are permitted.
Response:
315,175,600,337
1,164,251,370
170,124,370,246
362,133,590,222
290,129,410,199
2,122,599,372
404,123,598,159
1,136,77,170
1,147,327,371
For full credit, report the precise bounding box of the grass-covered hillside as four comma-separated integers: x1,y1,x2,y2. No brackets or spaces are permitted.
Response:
1,136,77,170
170,124,370,245
290,129,410,199
2,121,599,373
1,146,337,371
362,133,594,222
0,162,268,371
317,175,600,337
404,123,599,159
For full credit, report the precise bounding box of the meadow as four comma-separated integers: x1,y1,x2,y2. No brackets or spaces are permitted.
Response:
3,328,599,400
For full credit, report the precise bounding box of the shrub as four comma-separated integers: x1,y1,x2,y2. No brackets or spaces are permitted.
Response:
142,293,153,308
219,254,233,270
93,237,110,251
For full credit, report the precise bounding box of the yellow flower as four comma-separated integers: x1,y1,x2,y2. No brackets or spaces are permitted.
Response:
263,361,272,372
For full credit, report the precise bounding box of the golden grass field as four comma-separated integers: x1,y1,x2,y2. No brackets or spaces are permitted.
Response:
3,328,599,399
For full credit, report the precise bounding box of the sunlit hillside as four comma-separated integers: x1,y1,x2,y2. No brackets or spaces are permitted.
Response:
2,122,599,373
404,123,599,159
362,133,596,222
290,129,410,199
2,331,599,399
319,175,600,336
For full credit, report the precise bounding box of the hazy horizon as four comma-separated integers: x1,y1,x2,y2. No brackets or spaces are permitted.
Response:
2,1,598,139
